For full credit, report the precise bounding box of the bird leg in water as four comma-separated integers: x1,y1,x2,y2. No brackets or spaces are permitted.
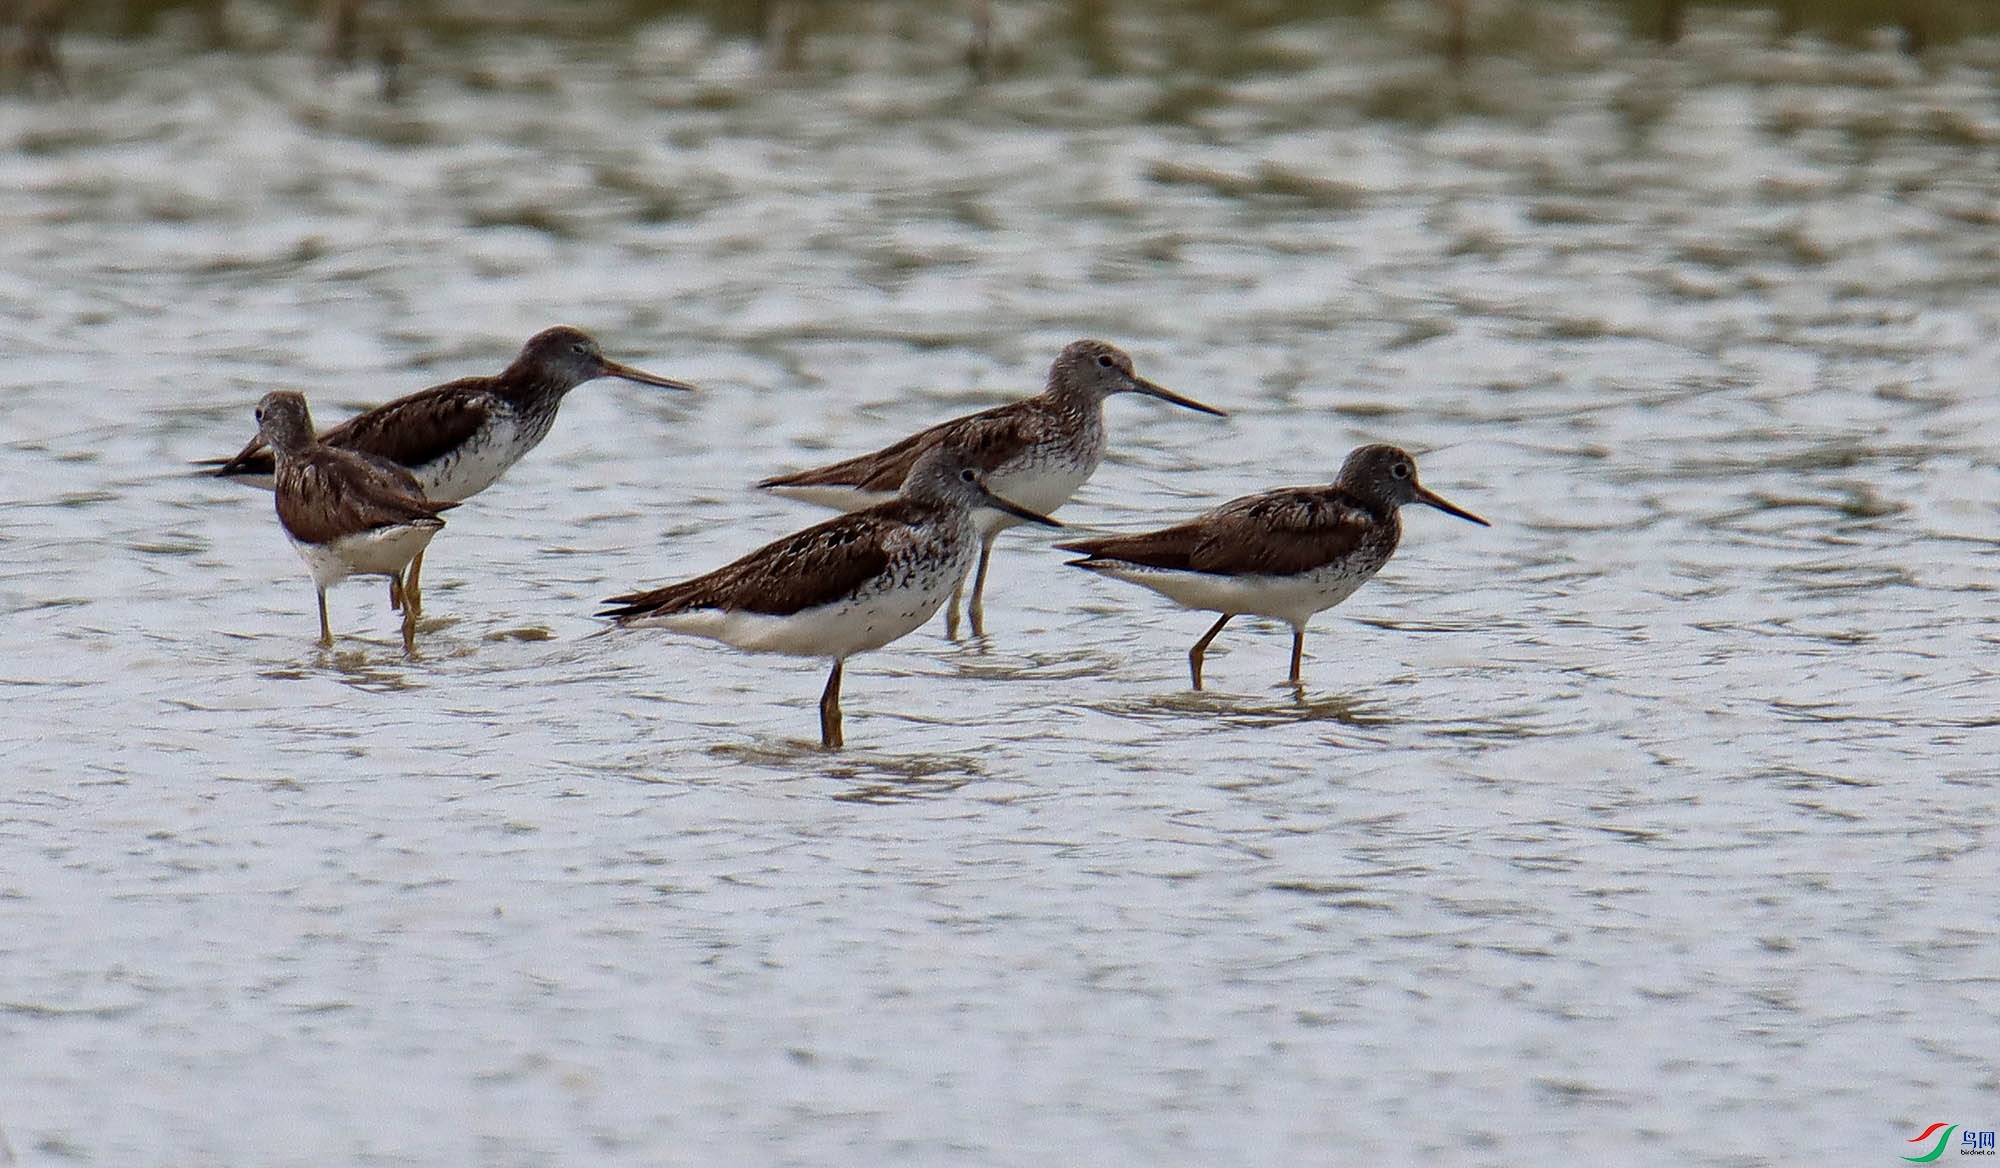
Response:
316,589,334,649
399,575,419,655
1188,613,1234,690
819,659,845,749
402,548,425,618
966,534,997,638
944,577,963,641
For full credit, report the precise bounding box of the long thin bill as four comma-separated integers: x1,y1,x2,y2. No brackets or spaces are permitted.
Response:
1129,375,1226,417
1416,485,1489,526
978,486,1063,528
602,359,696,391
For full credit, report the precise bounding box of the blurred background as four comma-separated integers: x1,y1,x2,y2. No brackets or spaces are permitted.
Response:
11,0,2000,82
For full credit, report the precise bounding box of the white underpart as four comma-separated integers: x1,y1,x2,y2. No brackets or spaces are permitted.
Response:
763,483,899,512
415,411,546,503
972,457,1094,537
626,520,977,660
1083,559,1383,628
765,446,1099,538
291,522,441,591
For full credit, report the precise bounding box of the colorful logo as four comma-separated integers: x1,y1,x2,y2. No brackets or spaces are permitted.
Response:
1907,1125,2000,1160
1906,1125,1959,1162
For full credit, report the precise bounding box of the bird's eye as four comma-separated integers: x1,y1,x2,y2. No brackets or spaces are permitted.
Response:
1096,354,1115,368
254,408,264,422
959,468,977,483
1391,462,1412,479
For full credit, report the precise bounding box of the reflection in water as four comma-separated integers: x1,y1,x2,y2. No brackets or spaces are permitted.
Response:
1095,687,1392,731
937,643,1114,683
824,764,985,804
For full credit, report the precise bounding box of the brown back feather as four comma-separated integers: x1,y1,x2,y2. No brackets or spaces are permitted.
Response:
1060,486,1390,577
209,379,496,478
603,502,934,620
758,398,1052,493
317,379,495,469
274,448,456,545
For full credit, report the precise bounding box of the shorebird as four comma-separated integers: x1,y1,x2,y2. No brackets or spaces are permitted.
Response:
1057,444,1488,690
601,444,1062,749
756,339,1224,640
255,390,458,653
205,326,693,615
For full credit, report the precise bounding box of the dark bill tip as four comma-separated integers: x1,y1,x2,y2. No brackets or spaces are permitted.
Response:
1130,375,1227,417
602,359,696,391
981,487,1063,529
1416,486,1489,526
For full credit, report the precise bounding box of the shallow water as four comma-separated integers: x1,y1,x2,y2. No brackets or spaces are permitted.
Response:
3,4,1999,1165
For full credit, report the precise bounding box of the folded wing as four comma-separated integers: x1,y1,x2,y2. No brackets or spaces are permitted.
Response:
601,509,906,620
1060,487,1376,577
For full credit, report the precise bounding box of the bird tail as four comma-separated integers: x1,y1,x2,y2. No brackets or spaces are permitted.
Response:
197,441,277,479
597,580,704,623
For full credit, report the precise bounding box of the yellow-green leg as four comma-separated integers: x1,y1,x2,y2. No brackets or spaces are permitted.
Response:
819,660,845,749
399,572,418,655
1188,613,1233,690
403,548,424,618
316,589,333,648
965,534,996,638
943,578,963,641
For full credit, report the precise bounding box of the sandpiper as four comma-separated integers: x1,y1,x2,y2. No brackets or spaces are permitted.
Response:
756,339,1224,640
256,390,458,653
601,444,1062,749
205,326,693,615
1057,444,1488,690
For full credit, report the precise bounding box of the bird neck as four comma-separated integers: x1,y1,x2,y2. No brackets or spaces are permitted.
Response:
1333,482,1402,528
1040,379,1107,423
261,427,318,460
493,371,575,416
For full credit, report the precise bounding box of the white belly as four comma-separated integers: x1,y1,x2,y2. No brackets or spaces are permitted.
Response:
975,458,1094,537
629,543,974,660
1084,560,1382,628
767,438,1101,538
763,483,899,513
416,418,539,503
291,522,440,590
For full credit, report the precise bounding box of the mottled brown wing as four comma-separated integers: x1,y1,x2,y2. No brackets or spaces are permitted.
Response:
1061,487,1377,577
318,379,495,470
602,504,913,621
757,400,1047,493
204,379,493,477
757,424,937,494
274,448,457,545
1055,519,1205,571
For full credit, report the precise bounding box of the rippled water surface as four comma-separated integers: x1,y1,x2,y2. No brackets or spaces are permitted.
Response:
4,4,1999,1164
